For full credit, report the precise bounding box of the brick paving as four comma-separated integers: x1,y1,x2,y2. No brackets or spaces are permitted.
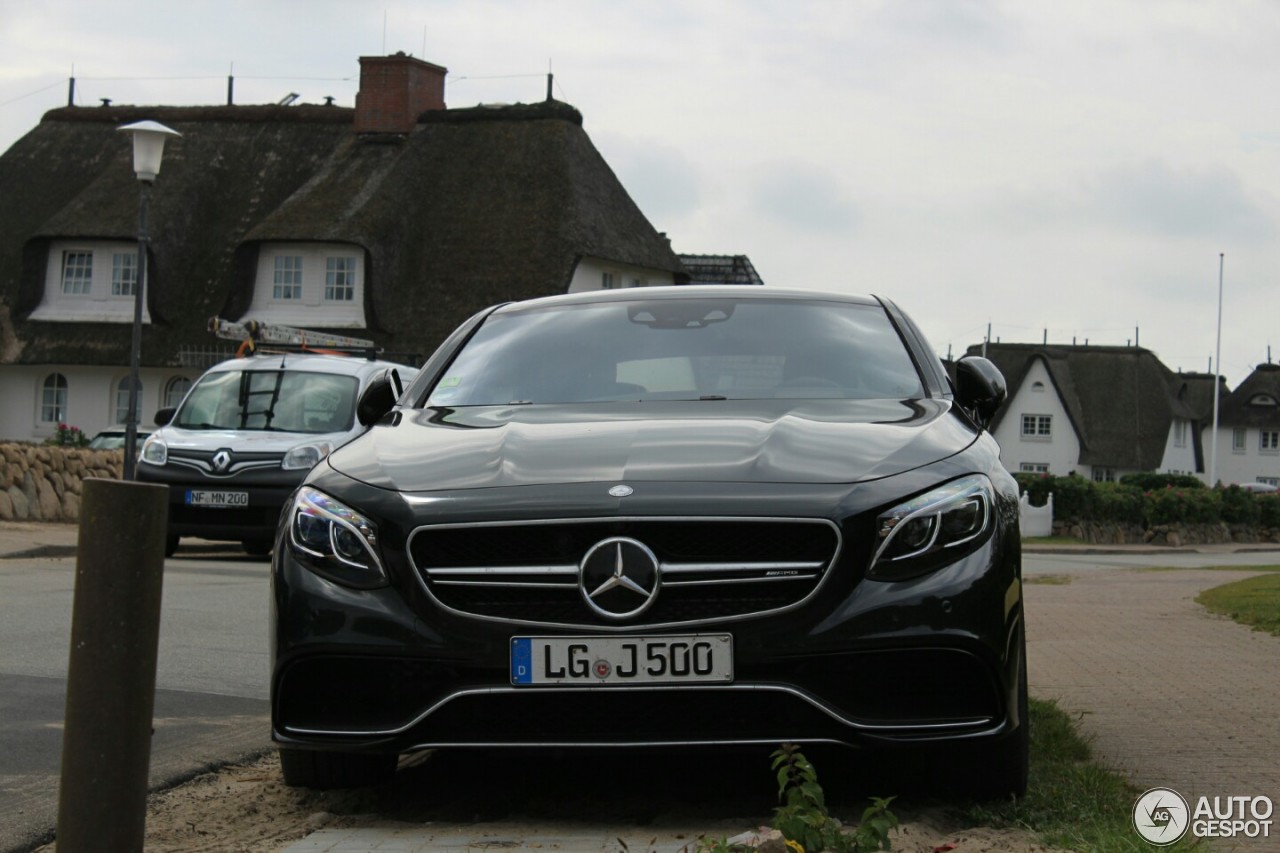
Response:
1026,567,1280,850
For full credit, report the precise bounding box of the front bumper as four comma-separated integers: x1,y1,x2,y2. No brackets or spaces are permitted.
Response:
271,512,1023,755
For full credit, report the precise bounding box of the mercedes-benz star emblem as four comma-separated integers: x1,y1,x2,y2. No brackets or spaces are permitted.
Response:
211,450,232,473
608,485,633,497
579,536,660,620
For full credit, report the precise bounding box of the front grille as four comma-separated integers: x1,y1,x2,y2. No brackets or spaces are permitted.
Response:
166,448,284,480
408,517,839,628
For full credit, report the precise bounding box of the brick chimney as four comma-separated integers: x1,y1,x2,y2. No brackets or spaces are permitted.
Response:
355,53,447,134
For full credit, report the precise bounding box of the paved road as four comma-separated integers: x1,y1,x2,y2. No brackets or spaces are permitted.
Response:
0,551,271,853
1024,552,1280,850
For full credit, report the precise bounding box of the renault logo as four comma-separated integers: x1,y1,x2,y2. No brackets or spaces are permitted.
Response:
211,450,232,473
579,537,660,620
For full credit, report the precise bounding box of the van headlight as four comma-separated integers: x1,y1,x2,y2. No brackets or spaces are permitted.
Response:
283,441,334,471
140,436,167,466
287,486,387,588
868,475,995,580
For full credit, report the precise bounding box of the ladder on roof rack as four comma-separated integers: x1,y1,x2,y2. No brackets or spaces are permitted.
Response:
208,317,377,357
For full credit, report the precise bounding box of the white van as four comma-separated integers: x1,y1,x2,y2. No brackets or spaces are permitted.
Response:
138,350,416,556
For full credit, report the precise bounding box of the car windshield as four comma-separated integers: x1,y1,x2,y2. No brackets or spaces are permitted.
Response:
173,369,359,433
427,296,924,406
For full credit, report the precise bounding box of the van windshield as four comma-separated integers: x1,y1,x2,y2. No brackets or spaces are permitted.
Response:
173,369,359,433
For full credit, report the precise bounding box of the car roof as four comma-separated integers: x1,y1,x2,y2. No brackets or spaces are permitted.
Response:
487,286,884,318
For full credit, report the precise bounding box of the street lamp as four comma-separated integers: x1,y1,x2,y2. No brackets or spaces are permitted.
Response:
116,120,180,480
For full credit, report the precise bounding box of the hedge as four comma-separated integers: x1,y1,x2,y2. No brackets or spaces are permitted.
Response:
1013,473,1280,528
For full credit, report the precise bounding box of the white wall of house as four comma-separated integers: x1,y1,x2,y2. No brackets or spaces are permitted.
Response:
0,364,198,444
1157,417,1199,476
1200,425,1280,486
992,358,1081,476
567,257,677,293
246,242,367,328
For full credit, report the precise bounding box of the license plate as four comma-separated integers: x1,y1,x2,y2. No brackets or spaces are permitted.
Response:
185,490,249,508
510,634,733,685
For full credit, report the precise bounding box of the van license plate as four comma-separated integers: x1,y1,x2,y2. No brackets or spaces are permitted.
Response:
185,490,249,507
510,635,732,685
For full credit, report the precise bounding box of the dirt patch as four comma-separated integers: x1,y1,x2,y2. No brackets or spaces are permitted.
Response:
35,752,1067,852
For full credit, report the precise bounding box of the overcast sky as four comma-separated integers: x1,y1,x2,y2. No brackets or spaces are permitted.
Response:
2,0,1275,386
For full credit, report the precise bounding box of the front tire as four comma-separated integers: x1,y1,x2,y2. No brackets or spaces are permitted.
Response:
242,539,273,557
278,747,397,789
165,534,180,557
972,633,1029,799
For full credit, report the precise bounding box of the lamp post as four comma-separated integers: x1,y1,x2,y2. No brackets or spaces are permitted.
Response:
116,120,180,480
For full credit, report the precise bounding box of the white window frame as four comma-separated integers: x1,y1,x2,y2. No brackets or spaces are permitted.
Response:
324,256,357,302
111,252,138,296
601,271,616,290
41,373,68,424
164,376,192,409
1092,467,1116,482
113,375,141,425
61,250,93,295
1021,413,1052,440
1019,462,1050,474
273,256,304,300
1233,428,1247,453
1172,419,1187,448
1262,430,1280,454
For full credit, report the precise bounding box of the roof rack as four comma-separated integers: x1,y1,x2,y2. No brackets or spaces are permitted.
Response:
208,317,380,359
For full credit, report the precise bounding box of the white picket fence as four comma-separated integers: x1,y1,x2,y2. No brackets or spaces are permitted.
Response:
1019,491,1054,538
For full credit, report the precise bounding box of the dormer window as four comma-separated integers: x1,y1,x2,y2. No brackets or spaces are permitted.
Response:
1031,381,1045,392
248,243,366,327
29,241,151,322
1249,393,1278,407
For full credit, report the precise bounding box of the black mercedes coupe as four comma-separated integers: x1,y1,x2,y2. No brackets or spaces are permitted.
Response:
270,286,1025,796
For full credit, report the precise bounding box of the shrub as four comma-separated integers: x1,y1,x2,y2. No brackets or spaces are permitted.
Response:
1120,472,1205,491
1093,482,1145,524
1220,485,1262,526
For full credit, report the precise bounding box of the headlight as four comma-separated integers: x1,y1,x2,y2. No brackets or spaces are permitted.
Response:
140,436,167,465
868,474,995,580
287,486,387,588
282,441,334,471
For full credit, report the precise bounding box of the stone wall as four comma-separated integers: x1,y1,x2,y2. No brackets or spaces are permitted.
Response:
1052,519,1280,546
0,443,123,523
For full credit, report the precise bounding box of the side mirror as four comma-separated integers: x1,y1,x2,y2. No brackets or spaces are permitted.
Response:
356,368,405,427
954,356,1006,427
153,407,176,427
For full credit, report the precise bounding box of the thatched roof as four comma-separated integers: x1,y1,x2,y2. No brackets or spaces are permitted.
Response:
969,343,1194,470
1219,363,1280,429
0,100,686,367
678,254,764,285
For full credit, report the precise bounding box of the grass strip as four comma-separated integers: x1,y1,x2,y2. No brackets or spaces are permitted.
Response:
964,698,1207,851
1196,573,1280,637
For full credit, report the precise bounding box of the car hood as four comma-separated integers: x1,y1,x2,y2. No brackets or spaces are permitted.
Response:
327,398,979,491
152,426,352,453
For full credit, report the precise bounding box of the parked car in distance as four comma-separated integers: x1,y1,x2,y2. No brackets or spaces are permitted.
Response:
87,425,151,450
270,287,1025,797
1238,482,1279,494
138,350,417,557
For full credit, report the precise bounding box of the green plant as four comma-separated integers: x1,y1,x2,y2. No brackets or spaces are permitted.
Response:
1119,472,1205,491
47,422,89,447
771,743,897,852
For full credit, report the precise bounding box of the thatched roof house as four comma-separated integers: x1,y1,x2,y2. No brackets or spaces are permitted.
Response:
0,53,686,369
966,342,1208,477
